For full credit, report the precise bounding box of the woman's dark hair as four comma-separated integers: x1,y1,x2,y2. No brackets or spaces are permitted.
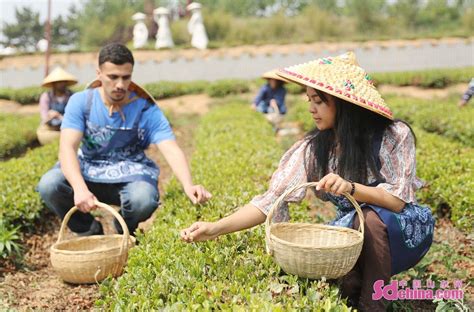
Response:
98,43,134,67
305,89,416,184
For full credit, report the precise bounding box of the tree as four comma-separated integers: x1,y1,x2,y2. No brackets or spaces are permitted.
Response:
2,7,43,50
75,0,137,49
345,0,387,33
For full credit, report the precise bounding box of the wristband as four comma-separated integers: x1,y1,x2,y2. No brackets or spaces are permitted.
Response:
349,181,355,196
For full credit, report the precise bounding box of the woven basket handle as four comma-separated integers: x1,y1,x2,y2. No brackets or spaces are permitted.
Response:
56,201,130,253
264,182,365,253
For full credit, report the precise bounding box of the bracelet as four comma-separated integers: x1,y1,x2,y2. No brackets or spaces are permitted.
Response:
349,181,356,196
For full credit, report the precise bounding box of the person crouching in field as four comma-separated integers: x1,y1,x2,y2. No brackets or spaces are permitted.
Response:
182,52,435,311
251,69,289,125
36,67,77,145
38,43,211,237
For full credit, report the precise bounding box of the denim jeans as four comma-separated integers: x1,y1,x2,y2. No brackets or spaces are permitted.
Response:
256,100,276,114
37,168,159,235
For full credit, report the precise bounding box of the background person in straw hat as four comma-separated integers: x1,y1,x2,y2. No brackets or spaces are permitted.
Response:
38,67,77,131
252,69,288,118
38,43,211,237
182,52,435,311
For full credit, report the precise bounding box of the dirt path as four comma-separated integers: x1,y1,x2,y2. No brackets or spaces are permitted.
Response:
0,107,201,310
379,83,466,100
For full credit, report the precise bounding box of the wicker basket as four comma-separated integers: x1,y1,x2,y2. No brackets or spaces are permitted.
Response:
265,182,365,279
36,125,60,145
50,202,135,284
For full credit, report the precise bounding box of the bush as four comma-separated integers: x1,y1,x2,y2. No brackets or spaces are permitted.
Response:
372,67,474,88
206,79,251,97
0,113,40,159
98,103,351,310
0,143,58,259
387,95,474,147
415,128,473,231
144,81,207,100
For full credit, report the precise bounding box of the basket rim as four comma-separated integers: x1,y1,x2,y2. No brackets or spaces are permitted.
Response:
268,222,363,250
50,234,135,255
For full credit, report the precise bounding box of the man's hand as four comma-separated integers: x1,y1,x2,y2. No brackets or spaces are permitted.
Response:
74,188,97,213
184,185,212,204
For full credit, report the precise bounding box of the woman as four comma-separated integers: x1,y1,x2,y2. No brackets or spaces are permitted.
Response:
252,69,288,116
37,67,77,145
181,52,434,311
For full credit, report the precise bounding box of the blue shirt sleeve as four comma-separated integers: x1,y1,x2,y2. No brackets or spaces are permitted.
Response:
61,92,86,132
253,84,269,105
144,105,175,146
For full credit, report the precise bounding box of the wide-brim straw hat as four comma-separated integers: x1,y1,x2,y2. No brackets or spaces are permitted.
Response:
86,79,156,104
277,51,393,120
42,67,78,88
154,7,170,15
186,2,202,11
262,69,290,83
132,12,146,21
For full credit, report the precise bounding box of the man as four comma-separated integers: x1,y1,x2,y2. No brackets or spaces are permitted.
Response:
38,43,211,235
36,67,77,145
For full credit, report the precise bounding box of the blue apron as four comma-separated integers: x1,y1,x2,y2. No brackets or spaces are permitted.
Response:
77,89,159,186
47,90,72,128
325,131,434,275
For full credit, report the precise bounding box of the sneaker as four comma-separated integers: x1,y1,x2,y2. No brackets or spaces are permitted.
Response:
76,220,104,236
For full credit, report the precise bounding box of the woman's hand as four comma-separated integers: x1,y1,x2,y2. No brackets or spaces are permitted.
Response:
184,185,212,204
181,221,220,242
316,173,352,196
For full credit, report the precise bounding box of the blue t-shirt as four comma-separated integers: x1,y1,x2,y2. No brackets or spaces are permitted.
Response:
253,83,287,114
61,88,175,148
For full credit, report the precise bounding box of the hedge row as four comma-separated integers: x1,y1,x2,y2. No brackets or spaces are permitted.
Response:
98,103,351,310
414,128,473,231
2,66,471,104
372,67,474,89
286,97,473,231
0,113,40,159
0,143,58,224
386,95,473,147
0,143,58,259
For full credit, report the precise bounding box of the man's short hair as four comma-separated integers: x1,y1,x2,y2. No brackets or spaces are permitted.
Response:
98,43,134,66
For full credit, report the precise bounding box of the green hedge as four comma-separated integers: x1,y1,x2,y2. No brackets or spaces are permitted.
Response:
0,143,58,224
206,79,251,97
415,128,473,231
372,67,474,89
144,80,208,100
387,95,474,147
98,103,351,310
0,113,40,159
0,143,58,260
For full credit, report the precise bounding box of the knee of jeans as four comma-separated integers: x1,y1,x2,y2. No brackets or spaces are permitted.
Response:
37,169,66,199
123,182,159,212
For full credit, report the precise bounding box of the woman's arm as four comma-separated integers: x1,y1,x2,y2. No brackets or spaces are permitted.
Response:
180,203,266,242
316,173,405,213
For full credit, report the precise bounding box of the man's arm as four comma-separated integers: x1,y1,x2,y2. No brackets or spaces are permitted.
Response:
156,139,211,204
59,129,97,212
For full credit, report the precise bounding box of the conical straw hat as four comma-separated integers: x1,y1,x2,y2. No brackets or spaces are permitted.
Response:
187,2,202,10
154,7,170,15
277,51,393,120
262,69,290,83
86,79,156,104
42,67,78,88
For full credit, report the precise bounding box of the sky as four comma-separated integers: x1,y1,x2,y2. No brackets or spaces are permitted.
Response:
0,0,83,25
